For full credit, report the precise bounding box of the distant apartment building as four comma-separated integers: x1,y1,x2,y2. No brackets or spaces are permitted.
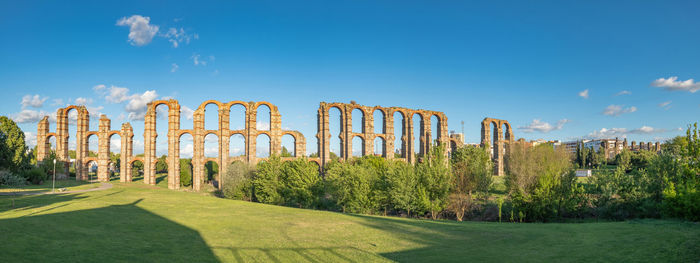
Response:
558,138,661,159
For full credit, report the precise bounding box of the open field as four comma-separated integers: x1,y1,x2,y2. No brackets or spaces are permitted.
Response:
1,182,698,262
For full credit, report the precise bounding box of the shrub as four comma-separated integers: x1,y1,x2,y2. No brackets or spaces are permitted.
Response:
21,167,47,185
222,161,254,200
324,161,375,213
0,170,26,187
415,144,452,219
180,159,193,187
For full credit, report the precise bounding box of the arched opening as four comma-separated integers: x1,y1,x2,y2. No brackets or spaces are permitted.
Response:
229,133,245,159
374,137,385,157
87,134,98,158
178,158,193,188
204,133,219,158
178,132,194,188
256,104,271,131
352,108,364,133
154,104,170,162
431,115,440,147
413,113,423,156
373,109,384,134
329,107,342,158
86,160,97,181
204,103,219,131
109,133,121,178
229,103,246,131
131,160,144,181
393,111,405,159
256,133,270,158
491,121,499,158
65,108,78,176
155,155,168,185
502,123,510,142
204,160,219,186
281,134,296,157
179,104,194,131
352,136,364,157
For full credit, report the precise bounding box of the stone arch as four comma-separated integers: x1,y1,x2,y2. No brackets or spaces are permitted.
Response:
412,112,424,157
228,101,247,131
281,133,296,157
393,110,407,160
255,103,271,131
373,108,385,134
352,135,364,157
351,107,365,133
374,136,386,157
256,133,271,158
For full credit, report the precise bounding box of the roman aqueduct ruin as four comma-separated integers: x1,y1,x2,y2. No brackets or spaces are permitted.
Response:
36,99,487,191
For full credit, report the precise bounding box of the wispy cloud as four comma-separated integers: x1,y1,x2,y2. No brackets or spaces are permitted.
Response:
651,76,700,93
615,90,631,96
171,63,179,72
602,104,637,116
658,101,672,110
578,89,589,99
586,125,669,139
518,119,570,133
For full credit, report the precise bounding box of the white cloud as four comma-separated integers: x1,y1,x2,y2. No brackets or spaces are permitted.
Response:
171,63,179,73
602,105,637,116
615,90,631,96
116,15,159,46
651,76,700,93
181,106,194,120
256,121,270,130
162,27,194,48
578,89,589,99
104,85,131,103
21,94,47,109
658,101,672,110
126,90,159,121
518,119,570,133
586,126,669,139
74,97,92,105
10,109,54,124
93,84,106,92
192,54,206,66
24,132,37,148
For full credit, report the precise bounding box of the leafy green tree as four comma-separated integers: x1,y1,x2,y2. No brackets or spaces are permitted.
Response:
252,155,284,204
387,161,420,216
324,161,374,213
156,155,168,173
179,159,193,187
280,158,321,208
0,116,28,172
222,161,254,200
415,144,452,219
448,145,492,221
205,161,218,182
281,146,293,157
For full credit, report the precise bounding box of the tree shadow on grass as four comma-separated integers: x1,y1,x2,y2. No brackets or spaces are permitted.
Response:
0,198,219,262
345,213,700,263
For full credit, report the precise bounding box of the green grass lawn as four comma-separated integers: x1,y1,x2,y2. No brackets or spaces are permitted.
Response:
0,179,100,193
1,182,698,262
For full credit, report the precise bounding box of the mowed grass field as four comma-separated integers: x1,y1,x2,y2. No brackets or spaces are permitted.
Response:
1,181,699,262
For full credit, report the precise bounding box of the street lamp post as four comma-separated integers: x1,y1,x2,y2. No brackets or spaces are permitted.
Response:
52,159,57,193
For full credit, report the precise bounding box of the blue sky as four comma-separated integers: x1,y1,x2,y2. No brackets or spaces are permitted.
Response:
1,1,699,157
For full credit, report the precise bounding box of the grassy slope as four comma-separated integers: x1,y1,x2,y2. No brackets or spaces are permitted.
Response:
1,182,699,262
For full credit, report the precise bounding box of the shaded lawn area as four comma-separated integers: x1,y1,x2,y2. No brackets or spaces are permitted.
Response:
0,182,698,262
0,179,99,193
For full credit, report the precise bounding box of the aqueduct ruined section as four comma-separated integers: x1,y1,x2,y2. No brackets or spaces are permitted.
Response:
36,99,450,191
316,101,449,167
480,118,514,176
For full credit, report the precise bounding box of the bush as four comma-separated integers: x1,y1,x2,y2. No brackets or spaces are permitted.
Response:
222,161,254,200
180,159,193,187
324,161,376,213
0,170,26,187
21,167,48,185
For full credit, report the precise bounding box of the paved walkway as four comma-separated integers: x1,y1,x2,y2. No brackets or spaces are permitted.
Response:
0,183,113,196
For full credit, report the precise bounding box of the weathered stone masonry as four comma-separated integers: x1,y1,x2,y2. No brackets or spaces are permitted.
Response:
36,100,453,191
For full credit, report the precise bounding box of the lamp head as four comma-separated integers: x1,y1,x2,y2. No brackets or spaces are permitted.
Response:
53,159,56,164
